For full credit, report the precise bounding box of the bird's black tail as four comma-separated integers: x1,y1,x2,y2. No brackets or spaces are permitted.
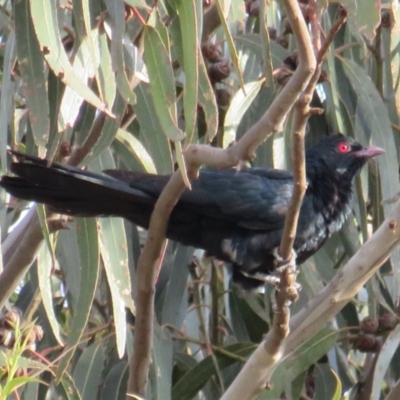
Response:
0,153,159,227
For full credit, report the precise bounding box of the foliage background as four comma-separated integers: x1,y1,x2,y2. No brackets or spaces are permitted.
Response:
0,0,399,399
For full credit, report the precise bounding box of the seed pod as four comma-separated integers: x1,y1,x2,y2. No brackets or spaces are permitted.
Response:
283,51,299,71
354,334,381,353
208,59,231,84
33,325,44,342
360,317,379,334
275,69,293,87
59,141,72,158
380,9,392,29
276,35,289,49
267,27,277,41
245,0,260,17
337,5,348,18
379,313,399,332
202,43,223,63
3,307,23,329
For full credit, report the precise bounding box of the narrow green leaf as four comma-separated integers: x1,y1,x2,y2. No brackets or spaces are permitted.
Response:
55,372,82,400
0,31,16,172
0,352,46,370
56,218,100,380
175,141,190,188
3,377,43,395
228,288,251,342
73,103,97,149
14,0,50,149
151,326,173,400
92,152,133,358
59,32,100,129
215,0,245,92
267,329,339,399
229,287,268,343
46,70,66,155
29,0,112,116
371,324,400,399
259,0,274,86
235,33,289,70
99,217,129,358
101,361,128,400
176,0,198,145
223,80,263,147
299,260,324,297
104,0,137,104
331,369,343,400
73,342,105,400
72,0,105,102
229,0,246,22
36,204,55,267
56,227,81,309
313,364,338,400
84,93,126,165
97,30,117,108
343,0,381,41
143,25,185,142
340,56,399,214
115,128,157,174
37,245,63,345
198,52,218,142
135,82,173,173
161,245,193,327
172,343,255,400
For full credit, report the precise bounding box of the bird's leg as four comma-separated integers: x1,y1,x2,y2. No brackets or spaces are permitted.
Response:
272,248,301,302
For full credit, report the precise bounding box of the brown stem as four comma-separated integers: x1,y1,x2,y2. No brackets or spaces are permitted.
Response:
211,262,220,345
67,112,107,166
202,3,220,42
317,9,347,64
127,168,197,396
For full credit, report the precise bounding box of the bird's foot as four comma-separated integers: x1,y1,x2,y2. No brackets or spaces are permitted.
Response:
239,270,281,286
272,248,297,272
271,269,302,292
271,248,300,302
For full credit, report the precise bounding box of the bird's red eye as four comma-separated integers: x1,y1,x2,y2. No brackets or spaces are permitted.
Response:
337,142,351,153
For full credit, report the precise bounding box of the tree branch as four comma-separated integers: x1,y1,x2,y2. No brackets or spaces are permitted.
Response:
127,0,317,395
219,196,400,399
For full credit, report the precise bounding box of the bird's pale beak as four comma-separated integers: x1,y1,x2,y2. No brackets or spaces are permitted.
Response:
355,145,385,158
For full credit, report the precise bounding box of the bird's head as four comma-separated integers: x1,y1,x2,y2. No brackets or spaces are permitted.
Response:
306,134,385,181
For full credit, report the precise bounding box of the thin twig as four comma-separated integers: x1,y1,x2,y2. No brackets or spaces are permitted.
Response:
317,7,347,64
67,112,107,166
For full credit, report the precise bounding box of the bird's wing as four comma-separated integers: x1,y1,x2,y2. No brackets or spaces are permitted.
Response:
108,167,294,232
185,168,294,230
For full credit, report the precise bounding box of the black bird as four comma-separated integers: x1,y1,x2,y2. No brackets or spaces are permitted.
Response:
0,134,384,288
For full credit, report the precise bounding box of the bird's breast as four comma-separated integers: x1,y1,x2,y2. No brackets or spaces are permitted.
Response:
297,199,352,255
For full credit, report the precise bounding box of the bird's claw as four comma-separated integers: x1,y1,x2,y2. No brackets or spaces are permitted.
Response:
239,270,281,286
272,248,297,272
